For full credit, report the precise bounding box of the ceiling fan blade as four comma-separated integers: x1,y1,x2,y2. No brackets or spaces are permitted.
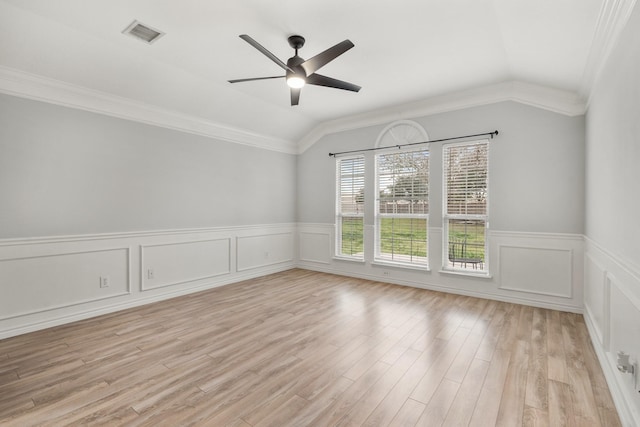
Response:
290,87,301,106
228,76,285,83
306,73,361,92
300,40,354,75
239,35,294,73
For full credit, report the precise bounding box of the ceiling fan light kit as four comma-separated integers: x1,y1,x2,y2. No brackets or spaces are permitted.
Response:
229,34,361,106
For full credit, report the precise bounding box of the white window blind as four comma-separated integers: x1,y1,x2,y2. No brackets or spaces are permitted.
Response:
376,149,429,266
443,141,488,272
336,156,364,258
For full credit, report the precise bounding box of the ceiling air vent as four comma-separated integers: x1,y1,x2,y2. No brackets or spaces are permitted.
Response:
122,20,165,44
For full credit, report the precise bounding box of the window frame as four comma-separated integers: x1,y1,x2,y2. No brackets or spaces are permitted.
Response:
374,148,430,268
335,155,365,260
442,139,490,276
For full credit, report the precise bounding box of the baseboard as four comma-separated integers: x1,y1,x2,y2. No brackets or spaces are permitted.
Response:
584,308,638,426
297,263,583,313
0,262,293,340
0,224,297,340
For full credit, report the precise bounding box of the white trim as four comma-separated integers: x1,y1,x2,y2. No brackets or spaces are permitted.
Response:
0,247,132,321
0,66,297,154
298,81,586,153
491,230,584,241
497,245,573,299
438,268,492,279
336,155,366,260
235,232,295,272
332,256,366,264
584,251,608,346
298,264,582,314
0,223,297,246
583,234,640,426
584,309,638,427
0,63,591,156
585,236,640,288
442,139,490,275
298,231,332,265
371,260,430,272
140,238,232,291
580,0,638,106
0,263,292,341
374,120,429,148
0,225,297,339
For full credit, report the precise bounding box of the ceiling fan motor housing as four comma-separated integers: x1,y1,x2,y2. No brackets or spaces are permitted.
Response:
286,55,306,80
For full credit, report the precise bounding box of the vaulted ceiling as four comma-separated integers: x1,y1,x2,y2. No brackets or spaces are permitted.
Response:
0,0,634,152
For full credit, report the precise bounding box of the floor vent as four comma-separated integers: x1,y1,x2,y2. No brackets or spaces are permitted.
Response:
122,20,164,44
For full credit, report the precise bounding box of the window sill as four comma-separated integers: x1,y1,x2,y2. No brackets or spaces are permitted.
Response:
439,268,492,279
372,260,430,272
333,256,366,264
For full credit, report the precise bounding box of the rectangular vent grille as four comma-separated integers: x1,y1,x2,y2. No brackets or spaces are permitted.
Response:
122,20,164,44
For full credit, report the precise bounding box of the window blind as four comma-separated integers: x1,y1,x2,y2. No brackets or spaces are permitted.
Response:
337,157,365,258
375,149,429,266
339,157,365,215
444,142,488,216
377,150,429,215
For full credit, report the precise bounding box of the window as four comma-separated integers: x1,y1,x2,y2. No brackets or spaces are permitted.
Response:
336,156,365,258
443,141,489,273
375,149,429,266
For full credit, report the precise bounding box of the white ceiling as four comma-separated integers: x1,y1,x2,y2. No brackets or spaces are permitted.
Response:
0,0,624,151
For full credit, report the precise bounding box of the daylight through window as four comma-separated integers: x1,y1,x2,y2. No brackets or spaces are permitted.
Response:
443,141,489,273
336,156,365,258
375,149,429,266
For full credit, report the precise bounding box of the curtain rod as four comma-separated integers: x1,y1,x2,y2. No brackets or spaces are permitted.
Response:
328,130,499,157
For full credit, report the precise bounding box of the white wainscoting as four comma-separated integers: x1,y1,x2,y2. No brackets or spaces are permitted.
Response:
141,238,231,291
299,230,332,265
236,232,294,272
0,224,295,339
296,223,584,312
583,237,640,426
498,245,573,298
0,247,130,320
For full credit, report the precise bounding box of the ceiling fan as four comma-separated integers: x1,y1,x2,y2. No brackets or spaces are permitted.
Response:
228,34,361,106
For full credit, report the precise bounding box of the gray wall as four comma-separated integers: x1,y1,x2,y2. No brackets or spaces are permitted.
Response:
0,94,296,238
585,5,640,263
298,101,585,234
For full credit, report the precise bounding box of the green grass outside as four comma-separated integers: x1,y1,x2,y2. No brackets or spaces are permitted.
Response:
448,220,485,260
340,217,428,258
341,217,364,256
341,218,486,261
379,217,427,258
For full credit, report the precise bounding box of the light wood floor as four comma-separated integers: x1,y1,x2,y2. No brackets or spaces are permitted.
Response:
0,269,620,426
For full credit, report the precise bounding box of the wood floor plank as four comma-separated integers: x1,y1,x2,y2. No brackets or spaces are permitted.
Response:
496,339,530,426
0,269,621,426
469,350,511,427
442,357,490,426
414,378,460,426
409,327,471,404
548,379,574,426
388,398,426,427
525,307,548,411
333,348,421,426
360,339,450,427
305,360,392,426
286,377,354,426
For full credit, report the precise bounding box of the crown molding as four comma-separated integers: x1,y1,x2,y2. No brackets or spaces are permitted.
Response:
297,80,586,154
579,0,638,105
0,66,298,154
